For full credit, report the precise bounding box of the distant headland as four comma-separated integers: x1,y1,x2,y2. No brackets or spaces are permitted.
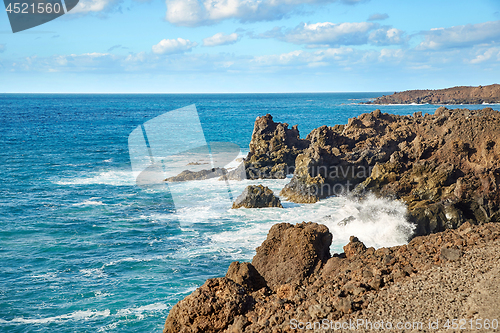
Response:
365,84,500,105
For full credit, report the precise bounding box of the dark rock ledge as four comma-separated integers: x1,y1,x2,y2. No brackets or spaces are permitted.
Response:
163,221,500,333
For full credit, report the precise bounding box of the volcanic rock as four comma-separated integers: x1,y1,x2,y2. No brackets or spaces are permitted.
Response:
163,277,253,333
165,167,227,182
279,107,500,235
164,222,500,332
366,84,500,104
232,185,283,209
251,222,332,290
228,114,309,180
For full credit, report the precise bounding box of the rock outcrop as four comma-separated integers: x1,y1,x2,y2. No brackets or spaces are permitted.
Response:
280,107,500,235
164,221,500,333
230,114,309,180
251,222,331,290
165,167,227,182
232,185,283,209
366,84,500,104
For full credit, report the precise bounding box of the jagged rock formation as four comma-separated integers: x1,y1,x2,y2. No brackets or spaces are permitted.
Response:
165,167,227,182
280,107,500,235
228,114,309,180
163,221,500,333
232,185,283,209
366,84,500,105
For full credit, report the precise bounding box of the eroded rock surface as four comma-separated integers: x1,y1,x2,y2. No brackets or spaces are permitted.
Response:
279,107,500,235
230,114,309,180
232,185,283,209
164,222,500,333
251,222,331,290
165,167,227,182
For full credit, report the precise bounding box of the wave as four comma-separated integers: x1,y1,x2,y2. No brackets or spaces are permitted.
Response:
0,302,169,327
0,310,111,325
72,198,106,206
318,194,414,251
54,170,135,186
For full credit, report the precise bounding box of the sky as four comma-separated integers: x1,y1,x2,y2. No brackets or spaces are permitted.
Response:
0,0,499,92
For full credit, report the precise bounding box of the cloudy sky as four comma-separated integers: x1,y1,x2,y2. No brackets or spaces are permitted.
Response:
1,0,499,92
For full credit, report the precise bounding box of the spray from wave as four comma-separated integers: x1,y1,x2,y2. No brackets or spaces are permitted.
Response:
318,194,414,252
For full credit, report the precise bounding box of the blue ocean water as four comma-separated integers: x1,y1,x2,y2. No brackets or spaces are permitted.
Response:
0,93,492,332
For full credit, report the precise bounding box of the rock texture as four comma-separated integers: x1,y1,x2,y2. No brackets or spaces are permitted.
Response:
165,167,227,182
164,221,500,333
251,222,332,290
228,114,309,180
280,107,500,235
232,185,283,209
366,84,500,105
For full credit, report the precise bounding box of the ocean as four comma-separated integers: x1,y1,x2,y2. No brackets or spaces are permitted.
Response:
0,93,491,332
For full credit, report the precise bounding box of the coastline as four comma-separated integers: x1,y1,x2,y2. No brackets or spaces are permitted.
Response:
163,104,500,332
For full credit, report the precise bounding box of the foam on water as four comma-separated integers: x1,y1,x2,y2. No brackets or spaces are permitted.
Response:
54,170,135,186
0,309,111,325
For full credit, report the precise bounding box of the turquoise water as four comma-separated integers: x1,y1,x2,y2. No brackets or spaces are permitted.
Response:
0,94,491,332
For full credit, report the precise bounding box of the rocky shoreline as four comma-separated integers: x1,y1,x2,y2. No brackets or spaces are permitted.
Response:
364,84,500,105
238,107,500,236
164,222,500,332
162,106,500,332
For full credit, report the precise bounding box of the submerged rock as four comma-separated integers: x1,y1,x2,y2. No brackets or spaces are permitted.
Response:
165,167,227,182
231,185,283,209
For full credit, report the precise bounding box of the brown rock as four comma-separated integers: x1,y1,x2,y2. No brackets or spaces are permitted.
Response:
365,84,500,105
163,278,253,333
251,222,332,290
231,185,283,209
343,236,367,259
225,262,267,292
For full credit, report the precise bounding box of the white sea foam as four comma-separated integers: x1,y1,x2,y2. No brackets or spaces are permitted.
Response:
0,309,111,325
80,268,108,278
115,302,169,320
54,170,135,186
318,194,414,252
72,198,106,206
167,175,414,257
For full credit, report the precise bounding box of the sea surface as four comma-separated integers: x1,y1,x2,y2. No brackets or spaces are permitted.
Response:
0,93,494,332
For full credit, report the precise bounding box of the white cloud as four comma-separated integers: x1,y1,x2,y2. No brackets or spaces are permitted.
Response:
378,48,404,62
70,0,118,13
0,44,5,53
252,47,355,67
272,21,376,46
418,20,500,50
165,0,369,26
203,32,240,47
369,27,405,45
262,21,405,47
467,47,500,64
367,13,388,21
151,38,198,55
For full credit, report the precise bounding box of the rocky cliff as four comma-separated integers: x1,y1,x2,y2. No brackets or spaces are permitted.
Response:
278,107,500,236
164,221,500,333
229,114,309,180
366,84,500,105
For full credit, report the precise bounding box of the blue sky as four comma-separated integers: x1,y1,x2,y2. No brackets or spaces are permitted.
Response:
1,0,499,92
